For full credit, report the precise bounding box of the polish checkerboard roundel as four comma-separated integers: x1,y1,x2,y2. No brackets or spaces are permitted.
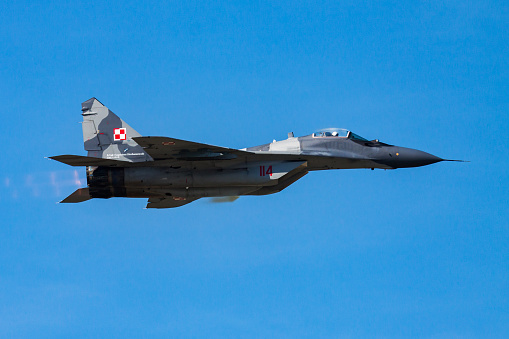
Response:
114,128,127,141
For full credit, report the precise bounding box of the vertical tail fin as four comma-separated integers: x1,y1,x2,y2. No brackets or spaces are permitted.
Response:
81,98,152,162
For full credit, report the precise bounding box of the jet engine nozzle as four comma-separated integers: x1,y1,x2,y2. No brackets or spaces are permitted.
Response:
87,166,126,198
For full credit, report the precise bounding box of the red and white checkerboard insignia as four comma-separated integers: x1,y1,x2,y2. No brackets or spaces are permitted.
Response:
113,128,127,141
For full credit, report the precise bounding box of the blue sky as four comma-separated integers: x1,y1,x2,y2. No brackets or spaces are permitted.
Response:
1,1,508,337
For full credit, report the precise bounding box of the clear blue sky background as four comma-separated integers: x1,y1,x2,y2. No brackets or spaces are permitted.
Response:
1,1,508,337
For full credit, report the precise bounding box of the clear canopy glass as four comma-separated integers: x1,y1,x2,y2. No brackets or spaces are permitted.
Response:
312,128,368,141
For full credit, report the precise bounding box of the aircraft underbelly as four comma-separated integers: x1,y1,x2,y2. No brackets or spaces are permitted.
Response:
121,161,302,188
86,161,306,199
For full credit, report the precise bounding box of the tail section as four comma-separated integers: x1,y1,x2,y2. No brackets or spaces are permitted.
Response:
81,98,152,162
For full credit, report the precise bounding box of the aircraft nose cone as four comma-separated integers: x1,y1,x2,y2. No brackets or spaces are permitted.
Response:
393,147,443,168
377,147,443,168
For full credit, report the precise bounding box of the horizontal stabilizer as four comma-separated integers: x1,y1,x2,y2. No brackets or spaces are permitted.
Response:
49,155,134,167
61,188,91,203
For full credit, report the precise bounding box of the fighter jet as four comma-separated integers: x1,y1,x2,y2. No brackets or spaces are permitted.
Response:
50,98,457,208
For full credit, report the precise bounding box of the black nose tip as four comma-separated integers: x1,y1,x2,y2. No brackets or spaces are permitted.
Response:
397,148,443,167
402,149,443,167
377,147,443,168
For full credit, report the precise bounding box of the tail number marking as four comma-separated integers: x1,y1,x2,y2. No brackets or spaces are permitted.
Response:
259,165,273,177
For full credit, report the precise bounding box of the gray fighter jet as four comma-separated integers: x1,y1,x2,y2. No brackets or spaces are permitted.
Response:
50,98,457,208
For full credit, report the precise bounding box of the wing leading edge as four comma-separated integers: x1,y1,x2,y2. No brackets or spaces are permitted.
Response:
133,136,252,161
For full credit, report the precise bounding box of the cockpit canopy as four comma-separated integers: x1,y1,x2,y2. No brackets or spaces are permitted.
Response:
312,128,368,141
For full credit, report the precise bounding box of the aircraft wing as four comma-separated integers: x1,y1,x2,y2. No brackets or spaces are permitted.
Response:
49,155,134,167
133,136,252,161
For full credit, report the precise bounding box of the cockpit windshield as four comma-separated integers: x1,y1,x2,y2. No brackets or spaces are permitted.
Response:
312,128,368,141
349,132,369,141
